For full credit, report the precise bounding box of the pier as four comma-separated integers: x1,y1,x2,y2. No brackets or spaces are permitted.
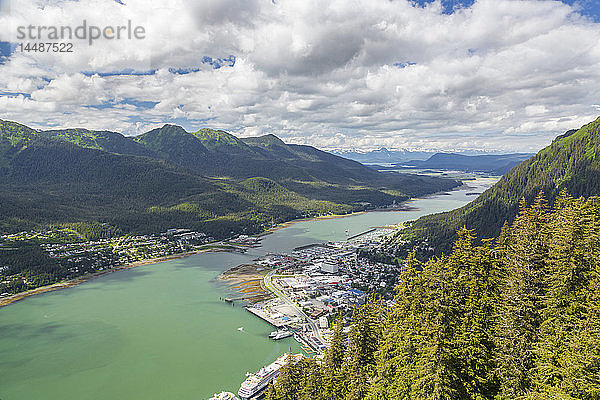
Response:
245,306,286,328
292,243,337,251
346,228,376,240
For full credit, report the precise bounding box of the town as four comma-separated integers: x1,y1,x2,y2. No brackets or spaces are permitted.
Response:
211,225,404,400
223,225,403,355
0,228,264,298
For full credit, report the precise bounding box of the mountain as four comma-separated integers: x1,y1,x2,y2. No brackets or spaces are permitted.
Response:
134,124,457,201
136,125,375,181
40,128,156,157
387,116,600,256
330,148,434,164
0,120,459,238
400,152,534,175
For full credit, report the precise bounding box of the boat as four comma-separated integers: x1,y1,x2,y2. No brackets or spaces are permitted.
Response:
268,328,292,340
208,392,239,400
272,330,293,340
237,353,302,399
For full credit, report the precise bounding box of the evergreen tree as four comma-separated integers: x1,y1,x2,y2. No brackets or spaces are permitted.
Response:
532,194,600,398
344,296,385,400
323,317,348,399
266,355,306,400
371,230,500,399
369,249,424,399
298,358,325,400
452,236,500,399
270,193,600,400
495,194,550,398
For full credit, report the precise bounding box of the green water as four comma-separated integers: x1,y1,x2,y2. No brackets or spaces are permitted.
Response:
0,177,496,399
258,177,497,253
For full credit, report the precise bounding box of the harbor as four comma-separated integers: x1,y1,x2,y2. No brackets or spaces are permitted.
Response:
217,218,411,356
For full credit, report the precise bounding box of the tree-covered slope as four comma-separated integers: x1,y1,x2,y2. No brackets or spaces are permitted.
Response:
134,124,458,197
134,124,214,170
40,128,156,157
389,116,600,256
0,119,458,238
0,137,350,236
0,120,40,168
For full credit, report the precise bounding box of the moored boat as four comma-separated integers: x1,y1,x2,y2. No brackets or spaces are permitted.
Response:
208,391,239,400
237,353,302,399
272,330,293,340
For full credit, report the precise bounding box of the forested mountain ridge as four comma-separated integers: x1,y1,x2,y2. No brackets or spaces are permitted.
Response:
135,124,433,189
0,120,458,237
387,116,600,256
41,128,156,157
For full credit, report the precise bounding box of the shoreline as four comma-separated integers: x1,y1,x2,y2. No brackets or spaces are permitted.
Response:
258,211,368,236
0,249,221,308
257,190,460,236
0,182,475,309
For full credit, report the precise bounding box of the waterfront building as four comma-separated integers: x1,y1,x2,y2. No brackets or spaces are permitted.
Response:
319,316,329,329
320,260,339,273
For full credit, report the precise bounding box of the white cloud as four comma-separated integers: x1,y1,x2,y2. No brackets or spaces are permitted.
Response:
0,0,599,152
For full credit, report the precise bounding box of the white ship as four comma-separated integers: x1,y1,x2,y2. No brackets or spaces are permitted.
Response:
272,330,293,340
237,353,302,399
208,392,239,400
269,328,293,340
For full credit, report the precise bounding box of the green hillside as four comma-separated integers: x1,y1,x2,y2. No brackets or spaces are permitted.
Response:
41,128,155,157
0,138,346,237
0,120,458,238
387,116,600,257
134,124,214,170
135,123,458,202
191,128,250,152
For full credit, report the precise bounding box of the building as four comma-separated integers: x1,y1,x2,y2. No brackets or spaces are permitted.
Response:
318,316,329,329
320,260,339,274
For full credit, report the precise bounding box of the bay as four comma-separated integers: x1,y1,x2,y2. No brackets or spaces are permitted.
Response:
0,176,496,399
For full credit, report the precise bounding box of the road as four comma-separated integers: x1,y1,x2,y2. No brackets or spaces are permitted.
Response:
263,271,326,346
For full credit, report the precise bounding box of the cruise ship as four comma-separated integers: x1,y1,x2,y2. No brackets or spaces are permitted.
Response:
237,353,302,399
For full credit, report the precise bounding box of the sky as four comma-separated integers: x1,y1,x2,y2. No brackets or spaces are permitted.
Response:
0,0,599,153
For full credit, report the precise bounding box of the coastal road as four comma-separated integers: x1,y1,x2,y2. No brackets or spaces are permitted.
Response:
263,271,326,346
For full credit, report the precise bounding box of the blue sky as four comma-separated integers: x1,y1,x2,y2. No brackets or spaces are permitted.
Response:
413,0,600,21
1,0,600,153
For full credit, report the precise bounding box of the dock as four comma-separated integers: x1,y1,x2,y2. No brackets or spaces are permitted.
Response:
224,296,265,303
292,243,337,251
346,228,376,240
245,306,286,328
293,333,324,354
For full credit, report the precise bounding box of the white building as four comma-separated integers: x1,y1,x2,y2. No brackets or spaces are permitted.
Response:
319,316,329,329
320,260,339,274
